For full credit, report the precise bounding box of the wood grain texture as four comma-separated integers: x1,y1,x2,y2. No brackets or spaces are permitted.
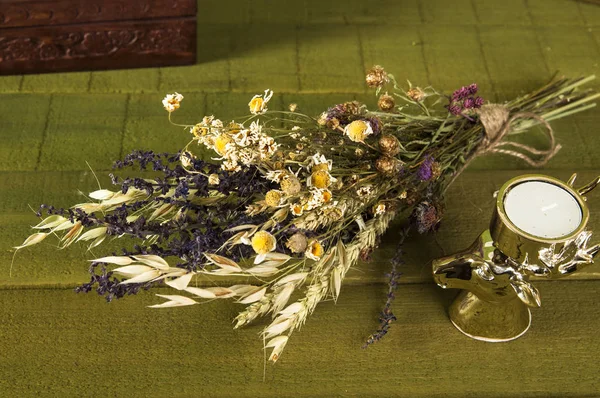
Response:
0,282,598,397
0,18,196,75
0,0,196,28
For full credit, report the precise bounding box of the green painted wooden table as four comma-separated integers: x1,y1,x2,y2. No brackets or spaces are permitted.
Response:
1,0,599,396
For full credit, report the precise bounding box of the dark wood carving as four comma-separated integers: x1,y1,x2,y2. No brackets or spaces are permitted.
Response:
0,0,196,28
0,18,196,75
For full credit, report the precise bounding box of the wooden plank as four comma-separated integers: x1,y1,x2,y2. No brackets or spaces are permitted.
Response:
0,17,196,75
0,0,196,28
0,281,598,396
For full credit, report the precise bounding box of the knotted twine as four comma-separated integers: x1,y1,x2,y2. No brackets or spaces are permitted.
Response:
476,104,562,167
444,104,562,192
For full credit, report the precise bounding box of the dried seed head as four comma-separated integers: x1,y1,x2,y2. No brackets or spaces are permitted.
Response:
375,156,402,176
280,175,301,195
365,65,389,88
355,147,365,157
286,233,308,253
378,134,402,157
407,87,426,102
377,93,395,111
317,112,328,126
342,101,362,115
265,190,284,207
431,162,442,180
326,117,340,130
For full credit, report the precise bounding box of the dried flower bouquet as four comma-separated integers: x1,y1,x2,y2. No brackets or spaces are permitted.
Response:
16,67,598,362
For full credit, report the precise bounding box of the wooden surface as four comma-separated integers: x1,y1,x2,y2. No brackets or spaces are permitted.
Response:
0,0,599,396
0,0,197,75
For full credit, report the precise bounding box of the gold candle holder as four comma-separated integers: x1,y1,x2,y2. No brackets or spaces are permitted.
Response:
432,173,600,342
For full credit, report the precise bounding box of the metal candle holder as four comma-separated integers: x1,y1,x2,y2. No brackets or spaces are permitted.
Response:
432,173,600,342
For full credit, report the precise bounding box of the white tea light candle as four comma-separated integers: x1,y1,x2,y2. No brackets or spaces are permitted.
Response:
504,181,582,239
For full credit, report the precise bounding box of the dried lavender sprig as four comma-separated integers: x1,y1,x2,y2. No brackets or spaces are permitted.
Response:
362,224,410,348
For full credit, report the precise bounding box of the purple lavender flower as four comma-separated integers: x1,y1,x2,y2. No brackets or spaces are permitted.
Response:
417,155,434,181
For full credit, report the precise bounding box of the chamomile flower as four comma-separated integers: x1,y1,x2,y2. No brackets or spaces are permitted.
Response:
305,240,324,261
265,190,285,207
251,231,277,263
356,184,375,198
344,120,373,143
374,203,386,216
308,170,335,189
162,92,184,112
248,89,273,114
290,203,304,216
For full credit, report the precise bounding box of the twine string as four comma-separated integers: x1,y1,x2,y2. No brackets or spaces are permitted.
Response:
443,105,562,192
478,105,562,167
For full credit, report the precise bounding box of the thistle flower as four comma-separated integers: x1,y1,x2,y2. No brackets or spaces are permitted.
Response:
378,93,395,111
378,134,402,157
162,92,183,112
407,87,425,102
248,89,273,114
344,120,373,143
251,231,277,255
286,233,308,253
305,240,324,261
365,65,389,88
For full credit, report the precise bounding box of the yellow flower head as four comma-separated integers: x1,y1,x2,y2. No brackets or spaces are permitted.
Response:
344,120,373,143
265,190,284,207
312,163,329,173
310,170,331,189
305,240,324,261
214,134,233,156
251,231,277,255
321,189,332,203
248,89,274,115
162,92,184,113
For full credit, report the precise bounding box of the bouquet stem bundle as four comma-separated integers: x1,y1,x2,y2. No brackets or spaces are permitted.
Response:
16,67,597,362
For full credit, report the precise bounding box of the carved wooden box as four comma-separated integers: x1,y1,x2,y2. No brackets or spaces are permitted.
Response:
0,0,197,75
